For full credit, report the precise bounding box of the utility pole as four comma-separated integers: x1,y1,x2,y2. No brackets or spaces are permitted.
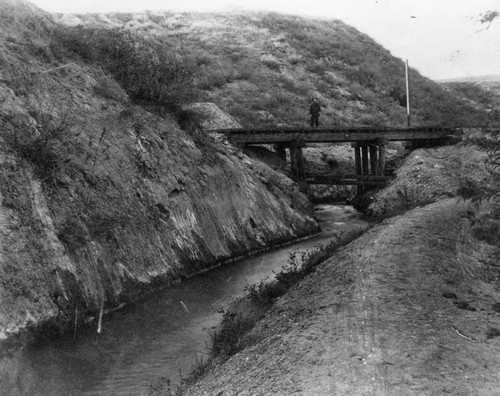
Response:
405,59,411,127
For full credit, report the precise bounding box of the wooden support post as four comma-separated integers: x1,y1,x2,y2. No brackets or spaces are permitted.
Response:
361,144,369,176
353,143,362,175
352,143,363,195
290,143,306,191
377,140,387,176
369,144,378,175
275,144,287,162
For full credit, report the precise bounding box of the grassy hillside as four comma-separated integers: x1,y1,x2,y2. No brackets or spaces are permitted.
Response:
57,11,494,128
440,80,500,123
0,0,320,342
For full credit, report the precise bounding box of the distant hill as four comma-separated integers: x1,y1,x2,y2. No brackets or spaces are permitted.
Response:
54,10,493,128
439,75,500,119
438,74,500,83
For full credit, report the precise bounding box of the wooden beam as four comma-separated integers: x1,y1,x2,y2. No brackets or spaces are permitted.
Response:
369,144,378,175
275,143,287,161
308,173,387,181
361,144,369,176
290,145,306,183
217,126,462,145
306,176,387,186
378,143,386,176
352,143,363,195
353,144,362,175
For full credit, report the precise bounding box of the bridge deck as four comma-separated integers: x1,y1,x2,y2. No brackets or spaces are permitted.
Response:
213,126,461,144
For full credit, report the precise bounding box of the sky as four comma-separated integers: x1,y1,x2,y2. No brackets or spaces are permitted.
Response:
30,0,500,80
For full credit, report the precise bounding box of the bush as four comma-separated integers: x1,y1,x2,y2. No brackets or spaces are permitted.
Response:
461,129,500,247
50,26,195,112
206,309,255,358
260,54,281,71
92,75,128,102
5,106,77,184
196,67,235,90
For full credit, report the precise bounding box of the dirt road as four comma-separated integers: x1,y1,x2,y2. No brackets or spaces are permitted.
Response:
186,199,500,395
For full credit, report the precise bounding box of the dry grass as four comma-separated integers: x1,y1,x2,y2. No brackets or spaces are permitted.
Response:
64,10,495,129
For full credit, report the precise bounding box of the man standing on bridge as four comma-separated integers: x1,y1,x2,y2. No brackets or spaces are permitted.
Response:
309,97,321,128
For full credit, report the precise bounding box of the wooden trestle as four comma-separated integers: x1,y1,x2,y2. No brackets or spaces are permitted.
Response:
351,139,388,194
212,126,462,195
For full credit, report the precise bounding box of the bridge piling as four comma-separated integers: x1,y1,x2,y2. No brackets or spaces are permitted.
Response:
353,140,387,194
361,144,369,176
354,144,362,176
275,143,287,162
369,144,378,175
377,138,387,176
290,142,307,191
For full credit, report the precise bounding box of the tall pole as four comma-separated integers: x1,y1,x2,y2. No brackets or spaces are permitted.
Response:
405,59,411,127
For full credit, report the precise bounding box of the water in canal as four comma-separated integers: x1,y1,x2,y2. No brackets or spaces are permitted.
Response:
0,204,367,395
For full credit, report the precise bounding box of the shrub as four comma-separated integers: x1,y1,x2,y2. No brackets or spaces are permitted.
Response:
92,75,128,102
196,67,235,90
50,26,195,112
260,54,281,71
235,63,255,80
289,54,303,65
461,129,500,247
464,129,500,201
206,309,255,358
5,106,78,184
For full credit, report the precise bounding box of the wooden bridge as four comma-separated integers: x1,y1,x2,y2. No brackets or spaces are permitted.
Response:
212,126,462,194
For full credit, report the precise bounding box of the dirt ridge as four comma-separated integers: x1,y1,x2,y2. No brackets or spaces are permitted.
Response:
185,199,500,395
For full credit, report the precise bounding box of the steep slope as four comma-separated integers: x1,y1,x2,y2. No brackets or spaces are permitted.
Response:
0,0,318,344
57,10,492,128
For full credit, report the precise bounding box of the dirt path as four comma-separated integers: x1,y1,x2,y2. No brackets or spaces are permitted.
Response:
185,199,500,395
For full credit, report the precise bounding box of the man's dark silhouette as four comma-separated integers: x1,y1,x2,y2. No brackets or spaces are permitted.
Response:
309,98,321,127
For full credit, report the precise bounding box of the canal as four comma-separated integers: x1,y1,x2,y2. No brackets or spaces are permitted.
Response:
0,204,368,395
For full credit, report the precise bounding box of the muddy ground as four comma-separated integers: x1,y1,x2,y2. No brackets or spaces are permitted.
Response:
183,144,500,395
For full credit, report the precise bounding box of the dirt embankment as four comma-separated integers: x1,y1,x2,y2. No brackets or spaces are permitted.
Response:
367,144,488,217
185,144,500,395
0,90,319,345
0,4,319,345
186,199,500,396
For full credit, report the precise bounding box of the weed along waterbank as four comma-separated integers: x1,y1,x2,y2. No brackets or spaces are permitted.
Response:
180,228,367,388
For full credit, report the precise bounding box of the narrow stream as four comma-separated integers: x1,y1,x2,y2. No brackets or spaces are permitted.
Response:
1,204,367,396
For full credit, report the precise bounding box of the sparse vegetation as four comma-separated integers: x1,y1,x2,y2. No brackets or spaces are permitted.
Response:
62,10,497,129
3,105,79,185
206,309,256,358
460,128,500,248
50,25,196,113
147,230,366,395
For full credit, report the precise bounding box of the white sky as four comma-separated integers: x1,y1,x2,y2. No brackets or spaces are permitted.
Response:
30,0,500,80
